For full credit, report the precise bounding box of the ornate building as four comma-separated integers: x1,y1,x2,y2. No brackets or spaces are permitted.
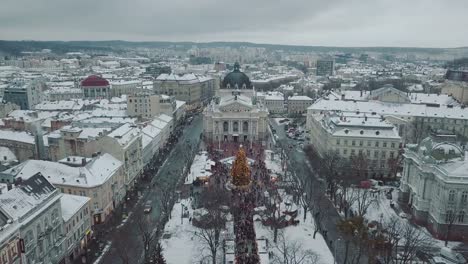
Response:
219,62,255,98
203,92,268,144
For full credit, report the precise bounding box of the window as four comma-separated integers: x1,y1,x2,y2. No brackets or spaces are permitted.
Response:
223,121,228,132
448,190,456,202
375,141,379,147
446,210,454,222
336,139,340,145
344,140,348,146
383,142,387,148
390,152,395,159
374,151,379,158
367,141,371,147
366,150,371,156
459,211,465,223
380,163,385,168
359,140,363,147
351,149,356,156
391,142,396,148
352,140,356,146
233,122,239,132
343,149,348,155
381,151,386,158
242,121,249,132
462,191,468,204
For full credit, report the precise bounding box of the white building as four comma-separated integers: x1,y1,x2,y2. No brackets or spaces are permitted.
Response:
0,173,65,264
101,123,143,189
399,137,468,241
0,153,125,225
203,92,269,144
141,124,162,166
258,92,285,114
307,111,402,178
60,194,92,264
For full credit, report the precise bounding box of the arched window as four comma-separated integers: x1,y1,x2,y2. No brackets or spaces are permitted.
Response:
223,121,228,132
233,122,239,132
243,121,249,132
449,190,456,202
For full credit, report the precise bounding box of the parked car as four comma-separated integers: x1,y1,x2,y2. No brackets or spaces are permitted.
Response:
144,201,153,213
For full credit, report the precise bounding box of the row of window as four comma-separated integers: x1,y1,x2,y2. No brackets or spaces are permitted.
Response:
336,148,396,159
336,139,400,148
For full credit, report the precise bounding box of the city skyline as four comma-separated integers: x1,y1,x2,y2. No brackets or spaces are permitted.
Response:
1,0,468,48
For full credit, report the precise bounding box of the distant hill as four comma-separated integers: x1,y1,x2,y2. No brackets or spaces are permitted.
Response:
1,40,467,57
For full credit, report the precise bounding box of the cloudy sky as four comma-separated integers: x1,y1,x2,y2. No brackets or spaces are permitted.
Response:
1,0,467,48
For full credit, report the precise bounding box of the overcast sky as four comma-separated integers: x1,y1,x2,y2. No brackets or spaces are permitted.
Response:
1,0,467,48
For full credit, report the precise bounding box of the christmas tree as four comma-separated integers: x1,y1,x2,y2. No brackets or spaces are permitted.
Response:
152,243,167,264
231,146,251,187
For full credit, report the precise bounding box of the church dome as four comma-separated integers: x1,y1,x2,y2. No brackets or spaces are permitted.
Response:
222,62,252,89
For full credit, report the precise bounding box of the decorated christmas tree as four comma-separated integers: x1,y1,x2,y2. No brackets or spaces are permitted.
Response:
231,146,251,187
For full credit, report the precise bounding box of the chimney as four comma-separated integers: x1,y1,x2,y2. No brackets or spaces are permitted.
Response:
81,158,87,166
365,115,368,121
360,90,363,97
7,183,12,191
341,94,345,100
67,157,71,161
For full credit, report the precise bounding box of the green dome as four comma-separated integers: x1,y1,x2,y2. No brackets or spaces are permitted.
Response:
222,62,252,89
417,137,464,163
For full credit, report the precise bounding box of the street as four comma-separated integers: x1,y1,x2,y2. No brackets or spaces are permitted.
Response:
100,114,204,264
270,117,367,264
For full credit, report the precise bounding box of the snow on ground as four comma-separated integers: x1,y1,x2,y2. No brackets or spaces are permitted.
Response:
350,186,460,249
264,150,284,177
272,118,290,126
255,191,334,264
161,199,199,264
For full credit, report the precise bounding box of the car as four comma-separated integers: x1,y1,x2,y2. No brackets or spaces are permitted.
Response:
144,201,153,213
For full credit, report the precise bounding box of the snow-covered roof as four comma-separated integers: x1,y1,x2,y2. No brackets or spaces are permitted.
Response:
34,100,84,111
288,95,313,101
309,98,468,120
2,153,122,188
0,130,35,144
150,119,168,131
106,123,141,147
157,114,173,123
156,73,212,84
0,173,58,221
185,151,215,184
219,94,253,108
60,194,90,222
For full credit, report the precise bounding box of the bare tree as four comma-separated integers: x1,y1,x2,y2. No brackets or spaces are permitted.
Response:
136,216,158,263
397,222,433,264
155,185,176,221
310,188,326,239
290,166,313,222
272,231,320,264
194,227,224,264
346,188,376,218
337,216,370,264
113,229,135,264
194,185,229,264
387,151,404,179
445,209,458,247
350,153,369,180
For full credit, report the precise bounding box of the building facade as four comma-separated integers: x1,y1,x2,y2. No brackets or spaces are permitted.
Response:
154,74,214,109
316,59,335,76
80,75,110,99
3,80,44,110
100,123,143,189
203,93,269,144
307,111,402,178
287,95,313,114
399,137,468,240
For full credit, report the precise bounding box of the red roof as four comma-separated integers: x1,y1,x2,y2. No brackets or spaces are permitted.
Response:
81,75,110,87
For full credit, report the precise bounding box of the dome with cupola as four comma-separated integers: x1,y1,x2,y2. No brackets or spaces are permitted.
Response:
222,62,252,89
415,137,464,163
